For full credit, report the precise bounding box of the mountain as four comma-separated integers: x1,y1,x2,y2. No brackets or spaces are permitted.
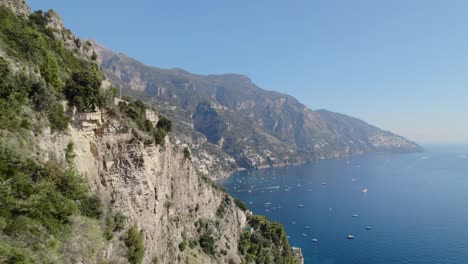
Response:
0,1,300,263
93,43,422,178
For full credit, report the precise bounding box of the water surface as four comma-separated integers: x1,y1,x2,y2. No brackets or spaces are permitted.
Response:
222,145,468,264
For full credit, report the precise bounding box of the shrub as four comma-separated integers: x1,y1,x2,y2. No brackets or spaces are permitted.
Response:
64,70,105,112
48,103,70,132
199,234,216,255
80,195,103,219
183,147,191,160
154,129,166,145
65,142,76,164
41,52,60,88
156,115,171,132
104,215,115,241
178,241,186,252
234,198,247,211
125,226,145,264
118,100,154,133
113,211,126,232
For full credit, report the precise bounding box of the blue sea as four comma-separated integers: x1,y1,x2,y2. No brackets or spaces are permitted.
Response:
221,145,468,264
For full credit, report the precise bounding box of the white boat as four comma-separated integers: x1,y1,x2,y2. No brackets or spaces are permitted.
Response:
302,234,308,237
304,226,310,229
365,226,372,230
352,214,359,217
298,204,304,208
328,208,333,211
322,182,327,185
312,238,318,242
362,188,368,193
347,235,355,239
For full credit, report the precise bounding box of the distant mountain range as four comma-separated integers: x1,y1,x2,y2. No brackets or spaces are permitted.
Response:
93,41,422,178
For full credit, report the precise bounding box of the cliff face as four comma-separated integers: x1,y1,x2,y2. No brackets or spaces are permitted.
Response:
35,108,246,263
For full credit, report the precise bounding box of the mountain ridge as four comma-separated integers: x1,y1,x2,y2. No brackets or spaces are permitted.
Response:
93,41,422,178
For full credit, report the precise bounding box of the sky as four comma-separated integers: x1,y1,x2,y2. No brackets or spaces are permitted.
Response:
28,0,468,143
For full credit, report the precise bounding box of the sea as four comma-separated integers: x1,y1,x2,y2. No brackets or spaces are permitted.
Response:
221,145,468,264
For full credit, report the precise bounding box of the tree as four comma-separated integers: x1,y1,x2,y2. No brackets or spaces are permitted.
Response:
48,103,70,132
64,70,105,112
40,53,60,88
125,226,145,264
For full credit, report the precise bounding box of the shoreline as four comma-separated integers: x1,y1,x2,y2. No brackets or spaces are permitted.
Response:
215,149,424,181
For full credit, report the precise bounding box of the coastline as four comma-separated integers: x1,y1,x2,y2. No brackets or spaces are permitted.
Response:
214,148,424,181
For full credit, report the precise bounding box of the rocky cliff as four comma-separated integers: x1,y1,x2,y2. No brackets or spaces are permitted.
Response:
0,1,298,263
35,107,247,263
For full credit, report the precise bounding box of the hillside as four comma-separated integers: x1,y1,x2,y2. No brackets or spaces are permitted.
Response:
93,43,422,178
0,1,299,263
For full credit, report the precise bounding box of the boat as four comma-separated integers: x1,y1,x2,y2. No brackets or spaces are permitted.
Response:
352,214,359,217
312,238,318,242
322,182,327,185
347,235,355,239
304,226,310,229
298,204,304,208
328,208,333,211
302,234,308,237
362,188,368,193
365,226,372,230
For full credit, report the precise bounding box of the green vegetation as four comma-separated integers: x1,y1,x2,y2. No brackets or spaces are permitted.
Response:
64,70,106,112
0,6,111,133
239,215,298,264
125,225,145,264
65,142,76,165
0,142,103,263
103,212,126,241
118,98,172,145
154,115,172,145
118,99,154,133
48,103,70,132
183,147,191,160
199,233,216,255
234,198,247,211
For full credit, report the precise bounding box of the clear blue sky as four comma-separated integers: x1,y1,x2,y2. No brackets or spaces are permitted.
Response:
28,0,468,143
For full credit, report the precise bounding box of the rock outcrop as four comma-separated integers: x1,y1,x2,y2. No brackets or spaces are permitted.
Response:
0,0,29,17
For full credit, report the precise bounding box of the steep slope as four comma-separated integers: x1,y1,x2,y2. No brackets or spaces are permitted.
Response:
94,43,422,177
0,1,299,263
